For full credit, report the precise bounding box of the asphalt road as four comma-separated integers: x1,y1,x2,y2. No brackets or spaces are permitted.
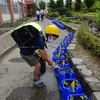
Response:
0,18,68,100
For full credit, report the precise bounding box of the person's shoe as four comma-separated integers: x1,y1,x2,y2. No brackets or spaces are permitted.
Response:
32,78,44,88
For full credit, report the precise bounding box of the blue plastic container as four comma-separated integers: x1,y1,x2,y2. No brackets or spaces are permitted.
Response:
53,49,66,56
56,45,67,51
57,68,75,86
55,63,71,77
64,36,69,40
59,42,66,48
57,43,65,48
63,40,69,46
60,78,83,100
52,55,66,62
67,93,89,100
64,35,70,40
67,33,74,42
52,20,66,29
63,42,69,48
56,59,69,67
68,33,74,37
50,18,55,20
34,18,38,21
56,46,67,52
64,40,71,47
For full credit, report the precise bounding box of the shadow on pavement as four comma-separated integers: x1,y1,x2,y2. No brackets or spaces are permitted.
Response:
6,85,61,100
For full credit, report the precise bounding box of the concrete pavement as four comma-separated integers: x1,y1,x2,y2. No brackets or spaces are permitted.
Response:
0,18,68,100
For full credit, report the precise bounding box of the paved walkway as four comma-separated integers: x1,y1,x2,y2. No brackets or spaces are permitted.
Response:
0,31,15,54
0,18,69,100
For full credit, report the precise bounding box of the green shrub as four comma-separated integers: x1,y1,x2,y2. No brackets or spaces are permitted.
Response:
82,8,88,13
66,12,73,17
63,18,71,22
27,14,33,17
77,22,100,56
73,20,80,24
57,15,71,23
95,12,100,28
91,1,100,12
47,11,59,18
56,7,67,15
57,16,63,21
74,12,97,20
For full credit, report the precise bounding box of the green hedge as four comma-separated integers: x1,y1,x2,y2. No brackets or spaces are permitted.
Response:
77,22,100,56
57,15,71,23
46,11,59,18
57,15,81,25
95,12,100,28
74,12,97,20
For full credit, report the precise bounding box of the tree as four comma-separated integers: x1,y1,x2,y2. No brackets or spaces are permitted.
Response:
28,3,38,16
56,0,64,8
48,0,56,11
39,0,46,10
84,0,95,12
56,0,65,15
65,0,72,10
74,0,81,12
91,1,100,12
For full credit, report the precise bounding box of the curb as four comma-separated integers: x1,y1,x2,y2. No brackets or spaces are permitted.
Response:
0,43,17,59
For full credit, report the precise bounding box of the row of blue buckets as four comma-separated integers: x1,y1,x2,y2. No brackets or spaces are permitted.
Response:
52,19,66,29
52,33,89,100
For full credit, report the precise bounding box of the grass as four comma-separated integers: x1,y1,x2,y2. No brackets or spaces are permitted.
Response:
57,19,81,29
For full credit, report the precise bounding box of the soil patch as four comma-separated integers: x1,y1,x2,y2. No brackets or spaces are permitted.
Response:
75,43,100,80
0,17,34,36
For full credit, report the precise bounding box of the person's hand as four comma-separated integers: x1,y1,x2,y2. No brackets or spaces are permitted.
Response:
47,58,53,66
46,54,52,60
48,60,53,66
48,56,52,62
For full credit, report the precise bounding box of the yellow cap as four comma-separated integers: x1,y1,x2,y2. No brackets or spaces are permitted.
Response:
45,25,60,36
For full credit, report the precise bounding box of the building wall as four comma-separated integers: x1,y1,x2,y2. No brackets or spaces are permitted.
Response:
0,0,34,22
0,0,10,22
2,14,11,21
25,0,34,4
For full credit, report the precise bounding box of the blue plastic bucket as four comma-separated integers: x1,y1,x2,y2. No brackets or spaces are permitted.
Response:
60,78,83,100
52,20,66,29
67,93,89,100
50,18,55,20
57,68,76,86
53,49,66,56
55,62,71,77
52,55,66,62
56,59,69,67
